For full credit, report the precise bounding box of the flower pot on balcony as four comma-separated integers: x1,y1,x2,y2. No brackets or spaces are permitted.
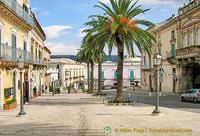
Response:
3,101,17,110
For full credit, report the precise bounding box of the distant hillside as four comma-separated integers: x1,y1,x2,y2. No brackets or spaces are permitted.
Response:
50,55,141,62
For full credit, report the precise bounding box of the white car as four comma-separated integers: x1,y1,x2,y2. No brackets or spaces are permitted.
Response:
181,89,200,103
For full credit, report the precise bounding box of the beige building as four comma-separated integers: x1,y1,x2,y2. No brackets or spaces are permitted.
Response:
49,58,85,90
141,0,200,93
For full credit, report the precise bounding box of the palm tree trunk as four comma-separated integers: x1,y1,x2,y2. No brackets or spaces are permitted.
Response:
90,61,95,93
116,37,124,102
98,53,102,95
87,62,90,91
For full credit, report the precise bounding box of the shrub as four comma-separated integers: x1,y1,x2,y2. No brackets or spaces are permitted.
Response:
6,99,16,104
54,88,60,94
49,85,53,92
82,86,86,93
68,86,71,93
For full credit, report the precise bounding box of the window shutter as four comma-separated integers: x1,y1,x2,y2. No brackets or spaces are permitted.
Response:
171,44,175,57
158,48,161,56
90,72,92,79
130,71,134,79
114,71,117,79
102,71,104,79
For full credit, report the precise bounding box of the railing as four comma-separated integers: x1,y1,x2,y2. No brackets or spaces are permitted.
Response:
0,43,33,63
176,46,200,57
35,57,45,65
166,52,175,58
0,0,34,27
141,65,151,70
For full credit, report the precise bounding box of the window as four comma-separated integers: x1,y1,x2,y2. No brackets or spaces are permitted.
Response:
39,50,41,58
130,71,134,79
158,37,161,44
0,28,1,44
144,57,146,66
11,33,16,60
197,28,200,45
184,33,188,48
190,31,194,46
69,71,71,77
158,48,161,56
35,49,37,58
23,41,27,61
114,71,117,79
171,30,175,40
171,44,175,57
23,4,29,13
31,45,33,53
102,71,104,79
89,72,92,79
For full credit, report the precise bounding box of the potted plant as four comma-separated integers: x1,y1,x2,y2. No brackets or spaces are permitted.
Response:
68,86,71,94
49,85,53,92
74,89,78,94
82,86,86,93
3,99,17,110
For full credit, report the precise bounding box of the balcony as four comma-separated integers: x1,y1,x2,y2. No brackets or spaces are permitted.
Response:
0,0,34,27
34,57,45,65
141,65,152,71
166,51,176,64
0,43,33,63
176,46,200,64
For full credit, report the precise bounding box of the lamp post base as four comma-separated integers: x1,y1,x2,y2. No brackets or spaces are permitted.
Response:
18,110,26,116
152,108,161,116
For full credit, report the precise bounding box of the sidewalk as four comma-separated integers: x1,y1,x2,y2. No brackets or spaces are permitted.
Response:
0,93,199,136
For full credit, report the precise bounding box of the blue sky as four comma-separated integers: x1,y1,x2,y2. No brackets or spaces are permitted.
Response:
30,0,188,56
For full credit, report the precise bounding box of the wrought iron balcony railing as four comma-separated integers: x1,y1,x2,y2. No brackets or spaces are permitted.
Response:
0,43,33,63
35,57,44,65
0,0,34,27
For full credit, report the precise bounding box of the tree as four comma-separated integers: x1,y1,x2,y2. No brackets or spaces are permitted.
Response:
86,0,156,102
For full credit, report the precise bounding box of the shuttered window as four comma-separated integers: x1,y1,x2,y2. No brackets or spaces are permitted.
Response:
90,72,92,79
158,48,161,56
102,71,104,79
171,44,175,57
114,71,117,79
130,71,134,79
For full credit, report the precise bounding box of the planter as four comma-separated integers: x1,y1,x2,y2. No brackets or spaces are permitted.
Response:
68,92,70,94
74,92,78,94
83,92,86,94
3,101,17,110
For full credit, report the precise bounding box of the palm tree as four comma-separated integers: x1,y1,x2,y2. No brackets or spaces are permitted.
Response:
77,46,91,92
86,0,156,102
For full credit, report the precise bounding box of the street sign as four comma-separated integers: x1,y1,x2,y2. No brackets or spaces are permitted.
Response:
30,78,33,83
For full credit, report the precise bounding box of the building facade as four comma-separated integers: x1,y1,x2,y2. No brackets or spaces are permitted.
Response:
141,0,200,93
0,0,51,110
49,58,85,90
85,57,141,89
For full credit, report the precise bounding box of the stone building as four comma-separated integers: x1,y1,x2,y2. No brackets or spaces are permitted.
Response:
141,0,200,93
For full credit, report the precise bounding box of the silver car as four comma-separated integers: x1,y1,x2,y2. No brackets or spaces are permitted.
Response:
181,89,200,103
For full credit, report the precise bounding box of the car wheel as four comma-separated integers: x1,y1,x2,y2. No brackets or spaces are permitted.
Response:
193,98,197,103
181,97,185,102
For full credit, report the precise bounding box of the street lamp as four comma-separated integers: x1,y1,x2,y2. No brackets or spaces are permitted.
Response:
152,54,162,116
18,55,26,116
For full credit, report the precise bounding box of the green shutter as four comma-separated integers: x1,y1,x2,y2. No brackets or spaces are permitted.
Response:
171,44,175,57
90,72,92,79
58,73,60,79
70,71,71,77
12,34,16,60
144,58,146,66
159,48,161,55
31,45,33,53
39,51,41,58
130,71,134,79
102,71,104,79
114,71,117,79
35,49,37,57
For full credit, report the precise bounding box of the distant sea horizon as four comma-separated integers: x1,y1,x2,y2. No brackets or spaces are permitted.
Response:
50,55,141,62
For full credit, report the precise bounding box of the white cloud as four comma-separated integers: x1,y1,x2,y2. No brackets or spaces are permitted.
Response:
78,28,87,38
45,41,79,55
42,25,73,39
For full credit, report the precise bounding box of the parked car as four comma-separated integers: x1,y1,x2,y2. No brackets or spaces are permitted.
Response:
181,89,200,103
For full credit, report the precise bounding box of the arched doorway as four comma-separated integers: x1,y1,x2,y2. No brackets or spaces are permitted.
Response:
24,70,29,102
183,63,200,90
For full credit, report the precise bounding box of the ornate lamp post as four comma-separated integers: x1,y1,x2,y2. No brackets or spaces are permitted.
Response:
152,54,162,116
18,55,26,115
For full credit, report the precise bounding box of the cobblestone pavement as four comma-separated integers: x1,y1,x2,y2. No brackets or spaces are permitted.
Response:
0,93,199,136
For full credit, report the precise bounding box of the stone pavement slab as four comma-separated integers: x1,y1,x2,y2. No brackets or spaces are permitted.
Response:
0,93,199,136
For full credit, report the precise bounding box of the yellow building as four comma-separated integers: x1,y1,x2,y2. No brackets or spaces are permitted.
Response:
0,0,34,110
0,0,51,110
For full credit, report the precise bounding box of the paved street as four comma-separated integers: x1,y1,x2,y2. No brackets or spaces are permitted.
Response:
103,88,200,114
0,92,200,136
